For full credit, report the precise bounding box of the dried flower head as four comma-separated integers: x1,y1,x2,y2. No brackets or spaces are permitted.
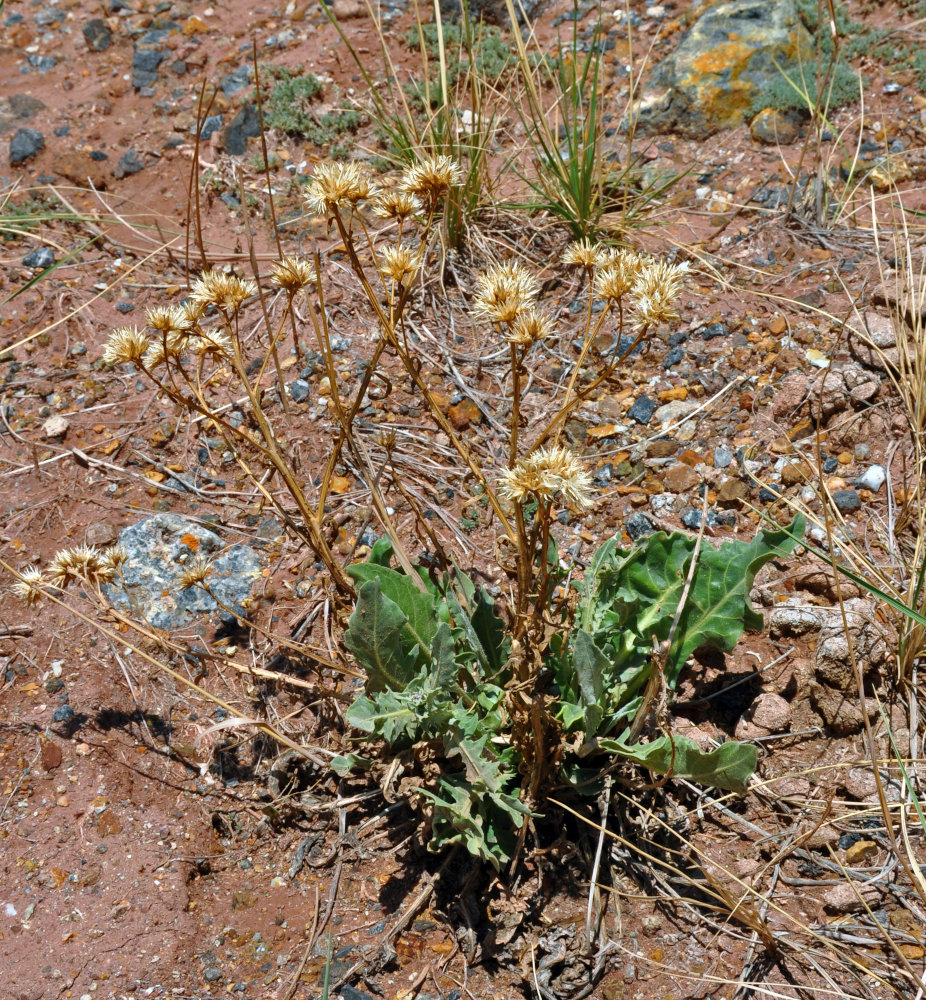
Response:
48,544,112,588
102,545,129,571
472,261,539,326
499,445,594,511
630,259,690,329
180,298,209,327
379,244,421,285
372,189,421,221
146,305,191,336
507,308,554,346
189,329,234,360
402,155,462,212
190,270,257,314
141,337,172,370
12,566,47,606
594,248,644,302
270,256,314,294
102,326,150,366
179,555,212,590
305,161,375,216
562,239,604,269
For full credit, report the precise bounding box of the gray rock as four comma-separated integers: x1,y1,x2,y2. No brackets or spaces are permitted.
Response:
815,598,892,693
0,94,46,134
35,7,65,26
628,0,813,137
624,512,654,540
289,379,310,403
132,46,165,88
114,149,144,179
769,603,823,638
855,464,886,492
713,444,734,469
22,247,55,269
82,18,113,51
627,395,658,425
197,114,223,140
222,104,260,156
832,489,861,513
220,65,251,97
102,513,262,630
10,127,44,165
848,310,898,371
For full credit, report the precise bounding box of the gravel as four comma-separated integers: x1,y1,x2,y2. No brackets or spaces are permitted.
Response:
9,127,44,165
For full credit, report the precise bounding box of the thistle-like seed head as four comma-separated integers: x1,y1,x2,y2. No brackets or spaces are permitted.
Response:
189,328,234,360
498,445,594,511
189,270,257,314
102,545,129,571
48,544,113,588
270,256,314,294
593,248,644,302
472,261,539,325
305,162,376,216
630,259,690,329
562,238,604,269
379,244,421,285
102,326,150,366
401,155,462,212
178,555,212,590
146,305,191,336
180,298,209,327
507,308,554,346
372,189,421,221
12,566,47,606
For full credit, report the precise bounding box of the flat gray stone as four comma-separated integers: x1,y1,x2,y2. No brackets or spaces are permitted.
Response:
103,513,262,629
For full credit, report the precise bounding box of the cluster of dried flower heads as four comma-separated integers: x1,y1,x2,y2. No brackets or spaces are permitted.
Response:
13,545,128,605
305,154,462,223
563,239,691,330
499,445,594,512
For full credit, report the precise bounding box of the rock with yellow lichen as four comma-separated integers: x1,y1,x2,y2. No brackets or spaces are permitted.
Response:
628,0,812,137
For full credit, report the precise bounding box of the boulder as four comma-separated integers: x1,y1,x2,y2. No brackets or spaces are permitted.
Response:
628,0,812,137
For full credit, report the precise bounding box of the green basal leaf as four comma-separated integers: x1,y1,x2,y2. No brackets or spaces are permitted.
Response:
345,690,420,743
367,536,395,566
598,735,757,793
344,580,422,692
572,629,606,736
329,753,373,777
347,562,440,660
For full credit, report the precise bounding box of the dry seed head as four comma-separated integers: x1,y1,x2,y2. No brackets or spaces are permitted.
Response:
190,328,234,360
305,161,375,216
48,544,112,588
507,308,554,346
402,155,462,212
102,544,129,570
472,261,539,325
179,555,212,590
630,259,689,329
180,298,209,327
270,256,314,294
12,566,47,606
146,305,191,335
631,258,690,302
372,189,421,221
498,445,594,511
379,244,421,285
141,338,172,370
190,270,257,314
562,239,605,269
594,248,644,302
102,326,150,366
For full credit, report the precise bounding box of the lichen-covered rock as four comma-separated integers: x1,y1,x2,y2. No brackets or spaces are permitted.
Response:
103,513,261,629
628,0,812,137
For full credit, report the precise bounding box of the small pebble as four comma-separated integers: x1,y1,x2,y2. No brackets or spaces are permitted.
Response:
855,464,886,492
832,489,861,513
713,444,734,469
854,443,871,461
23,247,56,269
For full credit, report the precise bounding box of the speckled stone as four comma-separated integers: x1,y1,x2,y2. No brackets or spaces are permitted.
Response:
103,513,261,629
